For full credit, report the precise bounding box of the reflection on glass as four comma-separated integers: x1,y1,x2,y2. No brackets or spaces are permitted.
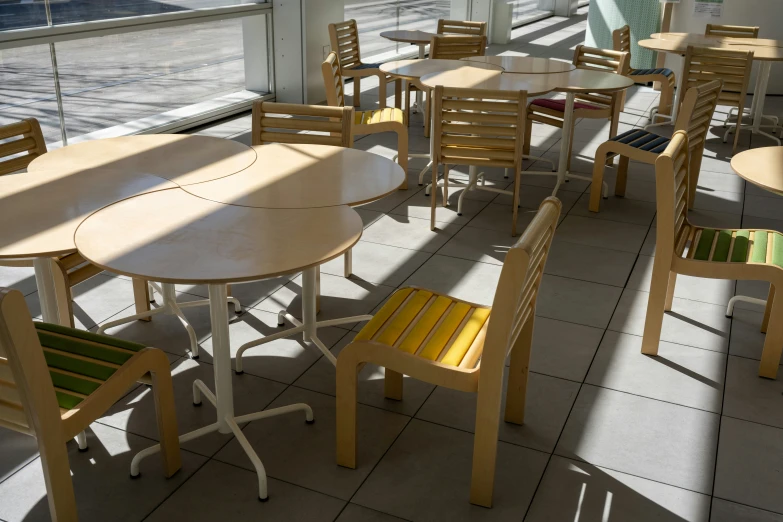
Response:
510,0,553,26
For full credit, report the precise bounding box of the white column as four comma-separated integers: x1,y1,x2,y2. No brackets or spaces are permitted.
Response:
242,14,270,93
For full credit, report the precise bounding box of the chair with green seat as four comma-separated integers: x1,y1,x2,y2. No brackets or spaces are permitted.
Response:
641,131,783,380
335,197,562,508
0,287,181,522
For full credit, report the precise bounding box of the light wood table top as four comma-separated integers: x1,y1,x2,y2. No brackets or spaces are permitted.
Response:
640,34,783,61
380,30,435,45
74,189,363,285
462,56,576,74
419,67,634,96
380,59,502,81
0,168,176,259
731,146,783,196
183,143,406,208
28,135,257,186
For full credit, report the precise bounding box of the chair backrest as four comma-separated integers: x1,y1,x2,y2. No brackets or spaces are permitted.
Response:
612,25,632,54
429,34,487,60
673,79,723,152
322,52,347,108
480,197,562,369
572,44,630,109
680,46,753,111
437,19,487,37
654,131,691,259
251,101,354,147
705,24,759,38
431,85,527,171
0,118,47,176
328,19,362,71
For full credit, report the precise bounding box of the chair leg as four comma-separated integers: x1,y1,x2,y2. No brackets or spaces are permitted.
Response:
659,80,673,117
641,257,672,356
589,148,609,213
430,159,439,231
762,284,775,333
442,165,450,207
344,249,353,278
511,167,521,237
150,354,182,478
394,78,402,110
384,369,403,400
731,115,742,155
51,260,74,328
759,285,783,379
469,371,504,508
396,127,408,190
566,120,576,172
423,88,430,138
353,77,361,108
606,110,621,166
404,81,411,126
615,155,630,197
665,272,677,311
377,73,387,110
688,150,704,209
38,437,78,522
335,348,360,469
505,315,534,425
316,266,321,315
132,278,152,322
523,114,533,156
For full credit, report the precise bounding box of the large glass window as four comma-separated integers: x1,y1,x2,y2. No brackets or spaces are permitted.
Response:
511,0,553,27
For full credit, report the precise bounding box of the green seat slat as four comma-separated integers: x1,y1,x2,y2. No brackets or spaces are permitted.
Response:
730,231,750,262
35,323,145,353
36,330,137,366
772,234,783,269
712,230,733,262
43,351,117,382
694,229,716,260
752,231,769,263
50,371,102,397
55,391,84,410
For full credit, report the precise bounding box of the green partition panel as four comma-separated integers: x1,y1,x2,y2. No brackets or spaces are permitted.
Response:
585,0,662,69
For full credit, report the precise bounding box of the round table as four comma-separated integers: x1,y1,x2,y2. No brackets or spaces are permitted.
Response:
28,135,257,186
380,58,502,86
0,167,176,324
639,33,783,143
380,30,437,112
75,188,363,500
462,55,576,74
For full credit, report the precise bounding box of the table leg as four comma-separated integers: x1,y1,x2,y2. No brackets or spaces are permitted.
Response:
749,62,781,145
645,57,684,129
414,44,426,113
208,283,234,434
33,257,60,324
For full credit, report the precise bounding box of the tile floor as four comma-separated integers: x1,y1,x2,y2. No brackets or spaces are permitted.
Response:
3,7,783,522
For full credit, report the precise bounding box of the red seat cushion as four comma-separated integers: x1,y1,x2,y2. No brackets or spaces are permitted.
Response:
531,98,603,112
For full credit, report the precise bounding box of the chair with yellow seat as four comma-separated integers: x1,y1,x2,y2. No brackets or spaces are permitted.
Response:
322,51,409,189
523,45,630,170
705,24,759,38
613,25,676,123
0,287,181,521
328,19,402,110
336,197,561,507
0,119,151,328
641,131,783,379
589,79,722,213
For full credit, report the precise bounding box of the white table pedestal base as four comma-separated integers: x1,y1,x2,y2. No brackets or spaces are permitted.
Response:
726,294,768,318
33,257,61,324
235,267,372,371
97,282,241,359
130,283,314,501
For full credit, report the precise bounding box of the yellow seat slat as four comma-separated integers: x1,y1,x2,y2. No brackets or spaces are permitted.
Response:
354,288,414,342
375,290,433,346
419,302,472,361
440,307,491,366
398,296,453,354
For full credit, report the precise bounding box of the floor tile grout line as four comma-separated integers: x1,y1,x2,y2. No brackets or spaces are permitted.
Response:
139,456,213,522
710,496,783,518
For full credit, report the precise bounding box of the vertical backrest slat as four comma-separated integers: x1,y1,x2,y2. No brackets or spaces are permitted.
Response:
322,52,347,108
329,20,363,70
437,19,487,37
0,119,47,176
429,35,487,60
251,101,354,148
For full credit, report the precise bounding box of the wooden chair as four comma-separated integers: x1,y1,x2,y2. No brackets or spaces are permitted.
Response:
641,131,783,379
679,45,753,153
523,45,630,170
328,20,402,110
0,287,181,521
322,52,409,190
589,79,722,212
335,197,562,508
705,24,760,38
613,25,676,122
437,19,487,37
430,85,528,236
0,119,151,328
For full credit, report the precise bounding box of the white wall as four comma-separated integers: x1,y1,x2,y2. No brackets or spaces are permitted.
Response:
669,0,783,94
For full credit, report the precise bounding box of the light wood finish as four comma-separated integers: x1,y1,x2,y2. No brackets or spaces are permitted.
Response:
429,34,487,61
329,19,402,109
0,288,181,521
524,45,630,169
731,147,783,197
379,29,434,45
641,35,783,61
462,56,575,74
75,189,363,285
706,24,760,39
251,101,354,148
589,80,723,212
437,19,487,37
0,118,46,176
184,144,405,209
680,45,753,153
430,85,529,236
642,131,783,379
379,59,502,83
613,25,676,118
335,197,562,507
655,2,674,90
323,52,409,189
29,135,257,186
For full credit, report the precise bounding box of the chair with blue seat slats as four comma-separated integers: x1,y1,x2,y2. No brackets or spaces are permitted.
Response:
613,25,676,123
588,79,722,213
641,131,783,380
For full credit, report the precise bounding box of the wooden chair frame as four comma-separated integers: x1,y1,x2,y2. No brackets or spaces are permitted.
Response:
705,24,760,38
523,45,630,169
0,288,181,521
430,85,528,236
328,20,402,109
437,19,487,37
335,197,562,507
642,131,783,379
0,119,151,328
589,79,722,212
